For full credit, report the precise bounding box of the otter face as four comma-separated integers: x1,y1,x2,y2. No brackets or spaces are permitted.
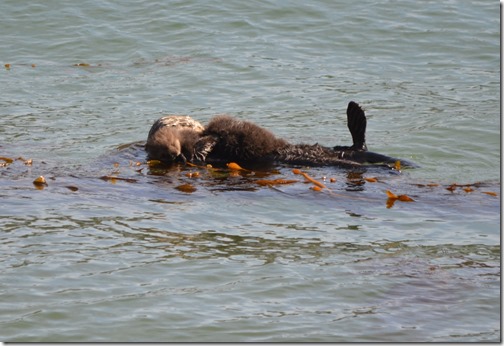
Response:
146,127,185,163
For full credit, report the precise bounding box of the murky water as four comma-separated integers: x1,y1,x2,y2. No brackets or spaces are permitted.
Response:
0,0,500,342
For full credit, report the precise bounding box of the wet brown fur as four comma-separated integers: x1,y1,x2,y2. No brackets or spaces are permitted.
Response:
201,115,289,163
199,116,361,167
146,120,202,162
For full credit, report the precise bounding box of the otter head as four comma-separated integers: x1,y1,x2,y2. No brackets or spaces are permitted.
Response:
146,126,187,163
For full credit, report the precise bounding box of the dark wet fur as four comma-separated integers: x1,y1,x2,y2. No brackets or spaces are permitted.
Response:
196,103,371,168
272,144,361,168
198,115,289,163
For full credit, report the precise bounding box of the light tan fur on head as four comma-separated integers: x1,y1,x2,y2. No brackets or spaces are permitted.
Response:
155,115,204,133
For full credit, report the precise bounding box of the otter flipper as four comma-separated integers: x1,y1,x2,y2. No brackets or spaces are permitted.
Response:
347,101,367,151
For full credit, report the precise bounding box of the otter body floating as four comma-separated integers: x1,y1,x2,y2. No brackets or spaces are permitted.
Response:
146,102,416,169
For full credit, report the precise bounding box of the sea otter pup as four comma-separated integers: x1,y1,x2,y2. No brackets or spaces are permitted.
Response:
145,115,204,163
194,116,361,168
193,115,289,164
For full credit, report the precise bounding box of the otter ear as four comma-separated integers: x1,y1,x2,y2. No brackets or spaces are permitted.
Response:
346,101,367,151
193,135,218,163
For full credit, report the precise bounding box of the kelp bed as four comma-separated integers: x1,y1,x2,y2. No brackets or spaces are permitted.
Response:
0,141,499,212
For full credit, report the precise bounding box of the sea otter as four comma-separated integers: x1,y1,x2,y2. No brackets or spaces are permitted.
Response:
146,102,413,168
193,102,409,168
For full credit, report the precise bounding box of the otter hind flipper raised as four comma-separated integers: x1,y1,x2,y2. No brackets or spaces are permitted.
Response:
347,101,367,151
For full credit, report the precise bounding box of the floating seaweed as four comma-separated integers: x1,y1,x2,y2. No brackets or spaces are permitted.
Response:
227,162,247,171
0,156,14,167
99,176,138,183
176,183,197,193
255,179,298,186
73,62,103,68
185,172,200,178
394,160,401,171
385,190,414,208
33,176,48,190
292,168,326,189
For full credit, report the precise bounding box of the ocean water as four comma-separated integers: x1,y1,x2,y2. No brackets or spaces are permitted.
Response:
0,0,500,342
